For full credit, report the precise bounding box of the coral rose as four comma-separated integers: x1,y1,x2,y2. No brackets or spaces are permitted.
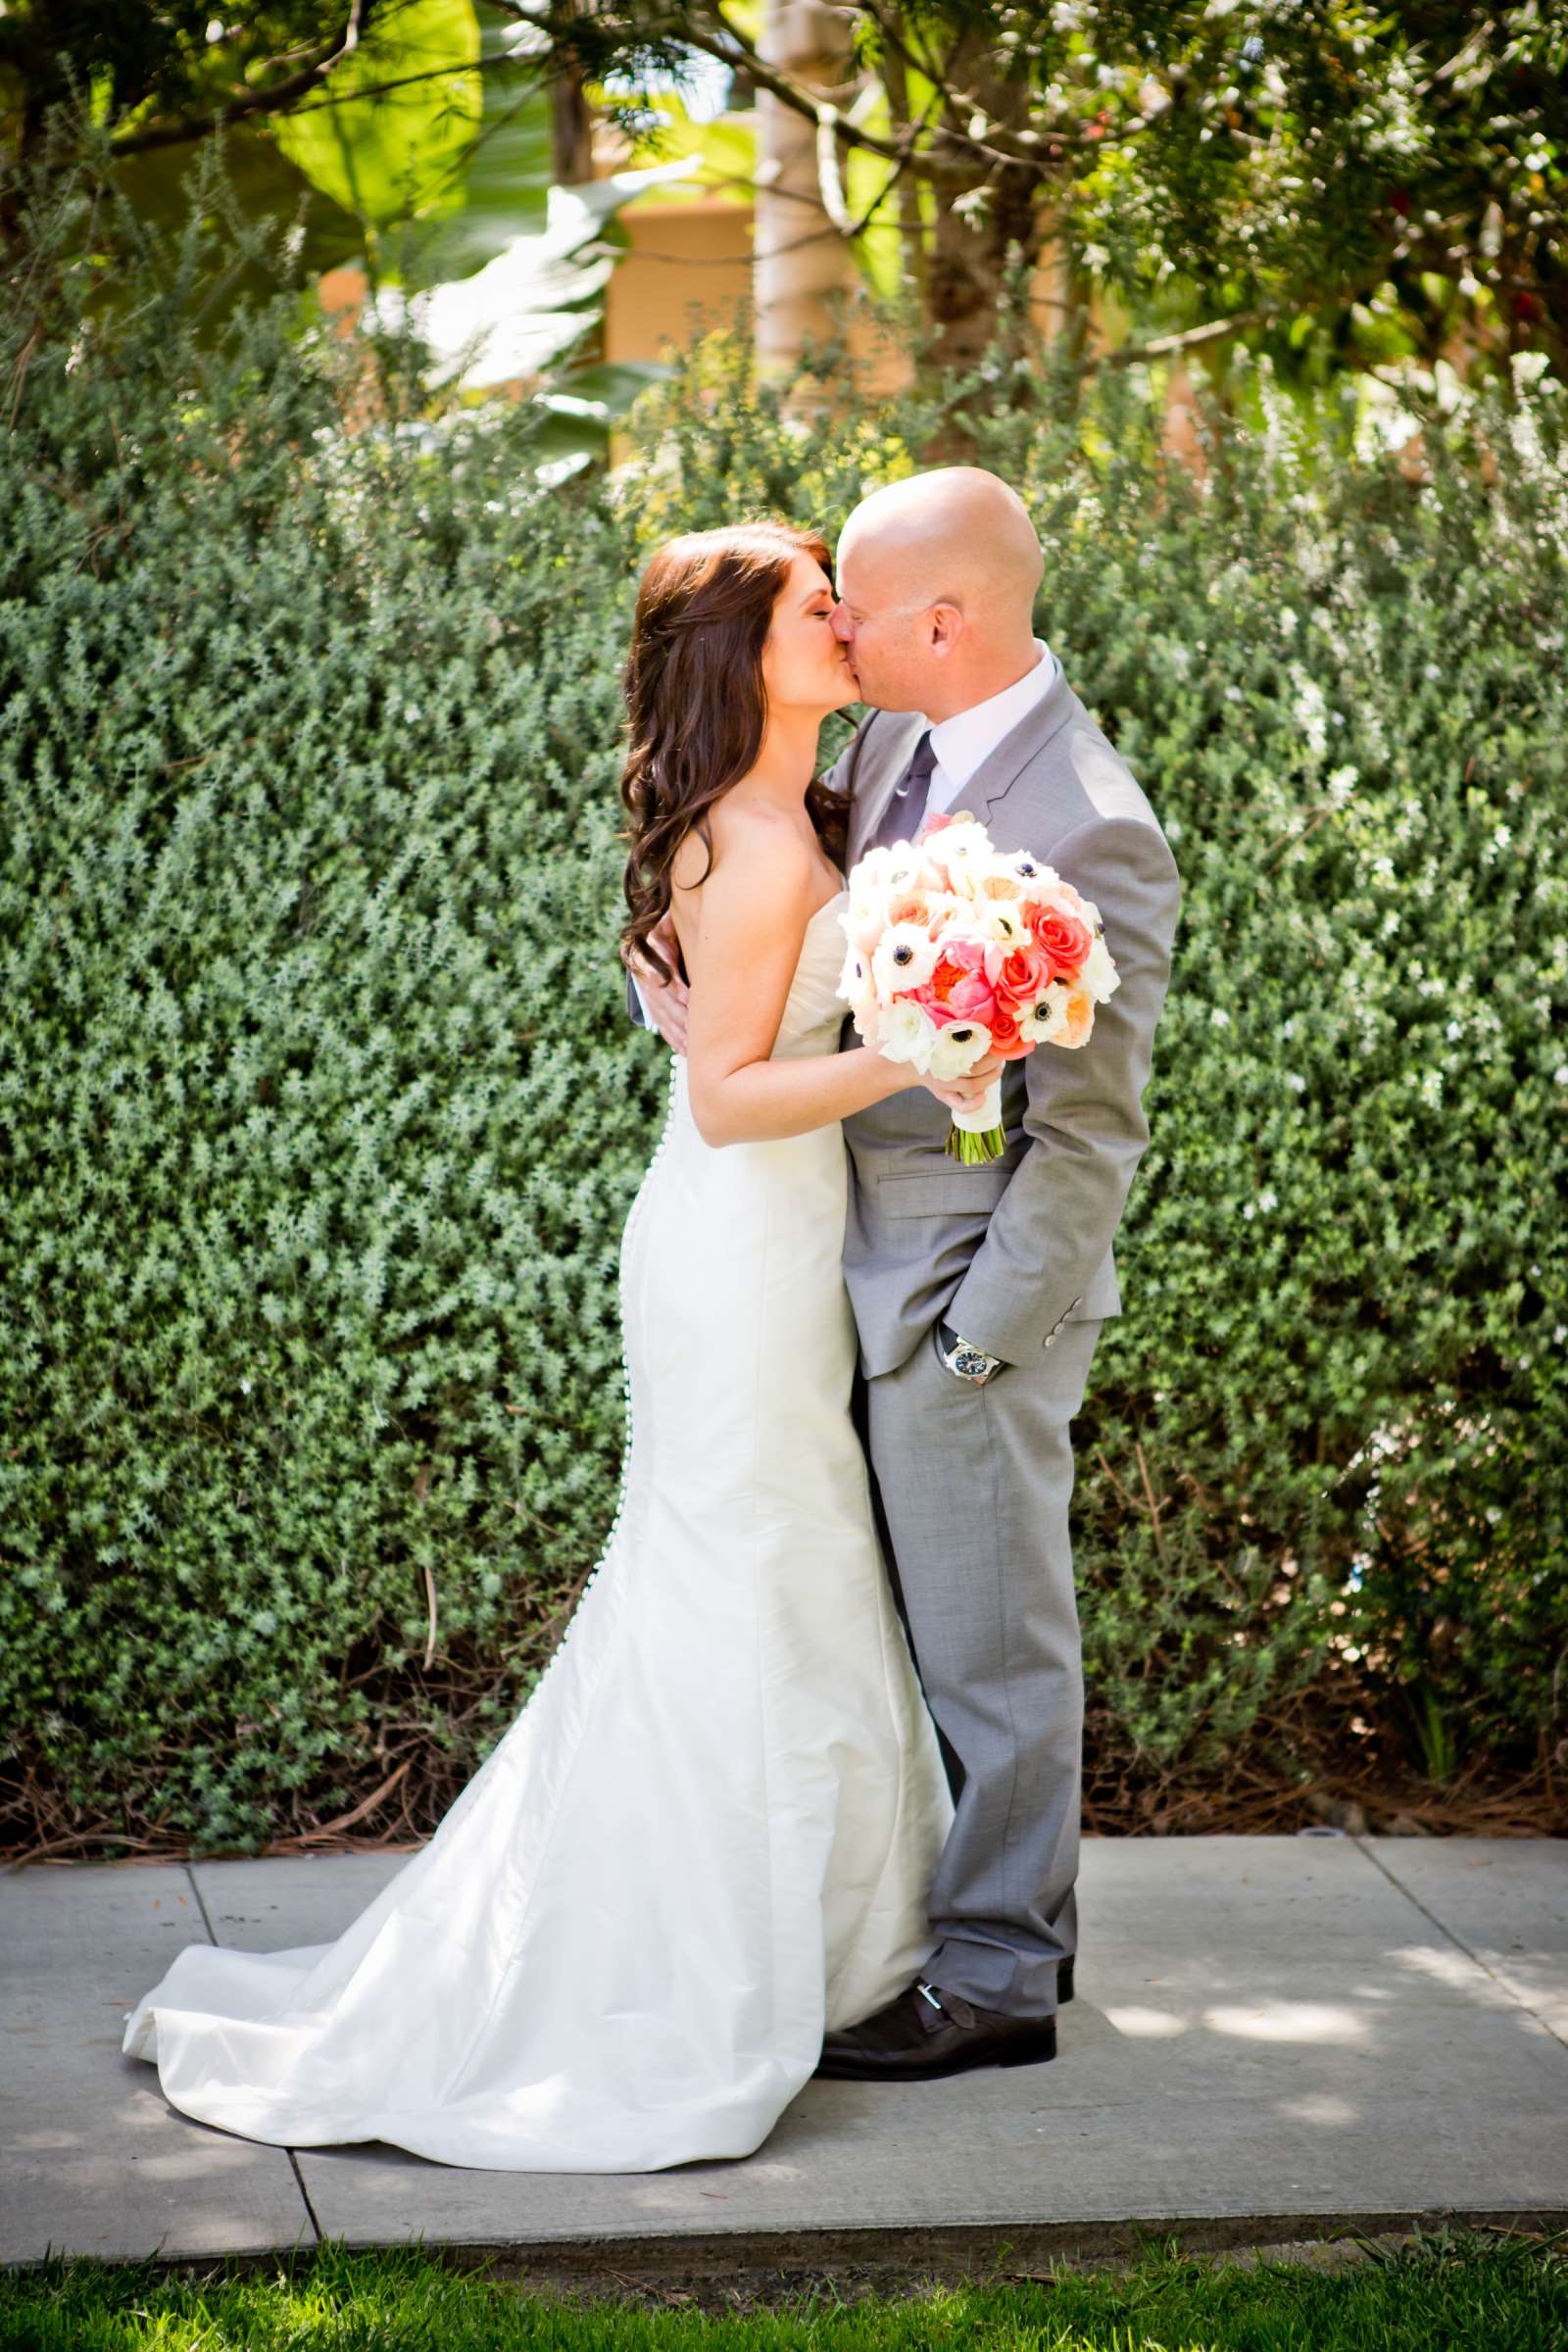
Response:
991,942,1052,1008
985,1003,1032,1061
1027,901,1094,977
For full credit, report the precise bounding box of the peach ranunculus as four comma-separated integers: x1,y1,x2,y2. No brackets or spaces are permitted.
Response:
887,891,939,932
1026,899,1095,977
1058,985,1096,1048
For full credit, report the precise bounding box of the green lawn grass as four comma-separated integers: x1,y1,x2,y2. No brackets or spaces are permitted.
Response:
1,2230,1563,2350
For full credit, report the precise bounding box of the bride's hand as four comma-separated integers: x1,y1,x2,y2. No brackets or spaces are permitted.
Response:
625,913,689,1053
916,1051,1004,1115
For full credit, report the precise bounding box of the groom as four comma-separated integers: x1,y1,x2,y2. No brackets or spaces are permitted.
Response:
628,466,1180,2081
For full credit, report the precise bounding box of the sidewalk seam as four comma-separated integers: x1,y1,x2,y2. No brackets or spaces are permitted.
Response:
1352,1837,1568,2056
183,1860,217,1945
188,1860,322,2244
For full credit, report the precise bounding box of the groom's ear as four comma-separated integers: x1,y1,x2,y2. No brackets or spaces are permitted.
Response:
926,602,964,655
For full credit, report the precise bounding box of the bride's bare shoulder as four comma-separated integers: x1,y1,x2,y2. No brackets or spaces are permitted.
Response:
676,798,817,906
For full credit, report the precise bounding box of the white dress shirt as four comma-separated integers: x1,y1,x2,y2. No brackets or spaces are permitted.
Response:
923,637,1057,813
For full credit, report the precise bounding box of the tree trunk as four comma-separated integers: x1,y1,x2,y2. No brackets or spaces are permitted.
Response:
550,64,595,186
755,0,858,382
924,27,1045,378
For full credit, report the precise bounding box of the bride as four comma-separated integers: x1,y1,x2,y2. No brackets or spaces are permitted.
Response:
121,519,1002,2172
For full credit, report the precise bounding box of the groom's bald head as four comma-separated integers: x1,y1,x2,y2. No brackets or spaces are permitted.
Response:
831,468,1044,719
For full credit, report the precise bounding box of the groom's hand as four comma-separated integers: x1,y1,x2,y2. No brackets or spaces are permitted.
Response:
625,913,690,1053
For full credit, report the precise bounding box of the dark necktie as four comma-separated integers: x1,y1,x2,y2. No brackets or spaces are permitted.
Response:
863,728,939,857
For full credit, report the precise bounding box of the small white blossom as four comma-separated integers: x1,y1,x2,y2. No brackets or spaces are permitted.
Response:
1081,933,1120,1003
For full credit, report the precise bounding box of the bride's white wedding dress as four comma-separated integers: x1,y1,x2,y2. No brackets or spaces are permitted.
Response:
122,888,954,2171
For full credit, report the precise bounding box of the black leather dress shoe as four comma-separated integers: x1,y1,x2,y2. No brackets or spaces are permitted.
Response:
813,1979,1058,2082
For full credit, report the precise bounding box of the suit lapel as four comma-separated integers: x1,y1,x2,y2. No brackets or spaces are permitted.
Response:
951,656,1079,834
847,713,928,865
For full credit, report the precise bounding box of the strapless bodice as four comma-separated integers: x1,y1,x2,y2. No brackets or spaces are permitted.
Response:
771,888,850,1060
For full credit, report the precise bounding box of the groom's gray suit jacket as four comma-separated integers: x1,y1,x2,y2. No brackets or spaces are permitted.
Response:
827,656,1181,1380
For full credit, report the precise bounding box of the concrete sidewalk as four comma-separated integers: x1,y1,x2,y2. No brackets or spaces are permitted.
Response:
4,1836,1565,2272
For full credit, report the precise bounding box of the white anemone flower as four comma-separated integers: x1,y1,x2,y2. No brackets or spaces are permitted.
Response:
838,940,872,1003
871,922,941,997
1081,932,1120,1003
858,841,932,900
928,818,993,895
978,899,1031,948
926,1019,994,1080
1019,981,1071,1044
879,998,940,1068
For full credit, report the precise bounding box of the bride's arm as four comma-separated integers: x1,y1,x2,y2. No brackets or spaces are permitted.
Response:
681,820,988,1148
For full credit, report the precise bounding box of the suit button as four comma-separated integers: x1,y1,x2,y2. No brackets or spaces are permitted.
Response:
1044,1335,1055,1348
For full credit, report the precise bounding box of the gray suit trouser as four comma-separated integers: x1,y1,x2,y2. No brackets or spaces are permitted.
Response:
857,1313,1103,2017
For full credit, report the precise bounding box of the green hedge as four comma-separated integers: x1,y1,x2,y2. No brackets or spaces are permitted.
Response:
3,172,1564,1850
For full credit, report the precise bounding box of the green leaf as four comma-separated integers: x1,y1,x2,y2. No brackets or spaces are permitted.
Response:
275,0,482,232
394,5,556,285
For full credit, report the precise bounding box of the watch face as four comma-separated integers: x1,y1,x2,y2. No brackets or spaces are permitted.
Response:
954,1347,991,1380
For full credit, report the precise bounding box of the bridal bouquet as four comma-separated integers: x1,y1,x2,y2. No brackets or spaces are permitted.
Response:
837,811,1120,1163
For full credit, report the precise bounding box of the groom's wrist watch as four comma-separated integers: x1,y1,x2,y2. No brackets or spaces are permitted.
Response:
935,1320,1004,1385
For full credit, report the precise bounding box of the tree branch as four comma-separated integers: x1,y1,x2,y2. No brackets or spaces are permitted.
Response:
1092,311,1268,369
109,0,375,158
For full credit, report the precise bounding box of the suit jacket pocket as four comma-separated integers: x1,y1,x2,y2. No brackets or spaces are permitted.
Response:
874,1167,1014,1217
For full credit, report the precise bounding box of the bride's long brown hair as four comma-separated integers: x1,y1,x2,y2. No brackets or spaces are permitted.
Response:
618,521,851,986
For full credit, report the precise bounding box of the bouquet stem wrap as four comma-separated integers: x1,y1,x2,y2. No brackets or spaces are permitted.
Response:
946,1077,1004,1163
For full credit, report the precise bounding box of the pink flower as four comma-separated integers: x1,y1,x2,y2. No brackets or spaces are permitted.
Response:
927,938,998,1028
917,809,955,839
908,982,959,1029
